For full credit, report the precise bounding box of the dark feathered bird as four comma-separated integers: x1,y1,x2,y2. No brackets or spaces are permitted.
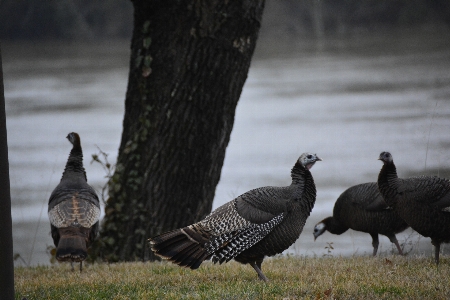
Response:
149,153,322,281
48,132,100,271
313,182,408,256
378,151,450,265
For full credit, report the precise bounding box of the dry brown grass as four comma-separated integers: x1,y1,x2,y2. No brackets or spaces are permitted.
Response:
15,255,450,299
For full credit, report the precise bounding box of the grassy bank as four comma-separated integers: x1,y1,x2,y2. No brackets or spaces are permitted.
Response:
15,255,450,299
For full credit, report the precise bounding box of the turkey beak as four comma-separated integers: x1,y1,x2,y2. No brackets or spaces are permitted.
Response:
315,156,322,162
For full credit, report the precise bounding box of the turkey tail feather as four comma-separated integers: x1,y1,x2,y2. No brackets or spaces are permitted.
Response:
149,227,209,269
56,227,87,262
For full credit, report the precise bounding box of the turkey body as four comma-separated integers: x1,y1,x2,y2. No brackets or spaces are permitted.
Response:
377,151,450,264
149,153,321,281
313,182,408,256
48,132,100,270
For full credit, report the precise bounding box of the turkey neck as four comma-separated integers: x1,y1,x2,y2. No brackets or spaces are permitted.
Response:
290,161,311,200
291,161,307,182
62,144,87,181
378,162,400,207
323,217,348,235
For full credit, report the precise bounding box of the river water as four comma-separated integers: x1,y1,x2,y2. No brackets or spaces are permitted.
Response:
3,28,450,266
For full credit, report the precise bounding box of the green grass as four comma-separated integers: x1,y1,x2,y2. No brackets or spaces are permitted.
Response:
15,255,450,299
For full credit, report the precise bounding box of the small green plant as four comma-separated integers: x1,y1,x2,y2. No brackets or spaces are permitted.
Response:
323,242,334,257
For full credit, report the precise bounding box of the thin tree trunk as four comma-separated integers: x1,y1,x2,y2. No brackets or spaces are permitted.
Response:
97,0,265,262
0,44,15,299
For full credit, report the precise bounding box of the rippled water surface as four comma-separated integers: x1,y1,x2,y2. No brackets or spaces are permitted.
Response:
4,30,450,266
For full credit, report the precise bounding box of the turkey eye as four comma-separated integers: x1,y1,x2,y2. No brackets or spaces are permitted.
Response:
307,155,312,159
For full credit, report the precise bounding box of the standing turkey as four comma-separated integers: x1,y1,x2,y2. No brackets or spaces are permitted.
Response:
149,152,322,281
48,132,100,271
377,151,450,265
313,182,408,256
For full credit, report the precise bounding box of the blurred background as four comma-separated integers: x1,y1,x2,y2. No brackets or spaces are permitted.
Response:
2,0,450,266
1,0,449,41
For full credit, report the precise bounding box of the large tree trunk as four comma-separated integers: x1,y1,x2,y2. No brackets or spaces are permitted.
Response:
0,44,15,299
97,0,265,261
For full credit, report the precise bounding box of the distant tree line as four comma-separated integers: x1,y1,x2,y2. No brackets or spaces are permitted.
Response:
1,0,449,41
0,0,133,40
288,0,450,37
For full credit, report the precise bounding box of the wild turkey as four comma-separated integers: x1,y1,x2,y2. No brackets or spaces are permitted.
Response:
48,132,100,271
313,182,408,256
377,151,450,265
149,152,322,281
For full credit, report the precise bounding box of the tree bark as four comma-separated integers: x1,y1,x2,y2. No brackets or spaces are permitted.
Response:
97,0,265,262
